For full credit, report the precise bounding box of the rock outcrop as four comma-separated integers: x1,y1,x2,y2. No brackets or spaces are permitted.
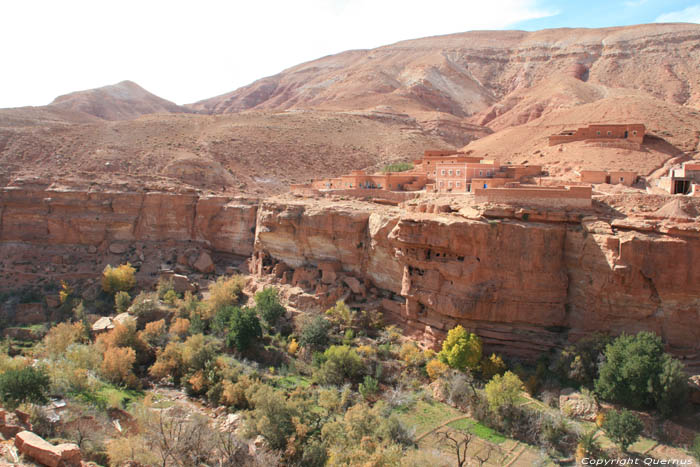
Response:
14,430,81,467
251,197,700,366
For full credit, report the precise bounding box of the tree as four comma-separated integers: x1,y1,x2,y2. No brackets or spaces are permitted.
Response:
205,275,246,318
299,314,331,350
602,409,643,452
436,429,472,467
254,287,285,330
426,359,449,381
0,366,50,409
115,291,132,313
438,325,482,371
102,346,138,388
102,263,136,294
484,371,523,412
595,332,687,414
227,307,262,352
314,345,364,386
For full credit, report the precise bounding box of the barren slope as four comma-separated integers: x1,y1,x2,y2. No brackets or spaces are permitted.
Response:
0,110,449,194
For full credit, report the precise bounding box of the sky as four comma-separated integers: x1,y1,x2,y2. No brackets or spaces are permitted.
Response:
0,0,698,108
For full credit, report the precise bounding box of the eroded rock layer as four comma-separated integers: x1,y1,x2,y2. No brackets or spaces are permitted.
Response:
251,198,700,365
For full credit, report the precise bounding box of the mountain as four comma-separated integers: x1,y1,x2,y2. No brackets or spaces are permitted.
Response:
188,23,700,145
49,80,190,120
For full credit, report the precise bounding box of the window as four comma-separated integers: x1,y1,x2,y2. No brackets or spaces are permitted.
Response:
596,131,601,136
448,169,453,175
633,130,637,136
479,170,483,176
456,170,461,176
607,131,612,136
439,181,444,187
441,169,446,175
619,177,624,182
456,181,461,187
486,171,491,176
448,181,453,187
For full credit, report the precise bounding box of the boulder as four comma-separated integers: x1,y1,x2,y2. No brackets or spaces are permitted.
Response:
559,388,599,421
15,430,81,467
342,276,365,296
108,242,129,254
162,273,196,294
91,316,114,333
220,413,242,432
193,252,215,273
45,295,61,309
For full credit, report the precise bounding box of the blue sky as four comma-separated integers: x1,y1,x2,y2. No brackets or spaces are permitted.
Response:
0,0,698,108
513,0,700,30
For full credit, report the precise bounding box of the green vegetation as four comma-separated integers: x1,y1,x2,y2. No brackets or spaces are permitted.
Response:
101,263,136,294
381,161,414,173
484,371,523,412
314,345,363,385
226,307,262,351
254,287,286,330
299,314,332,349
0,366,50,409
437,325,482,371
602,409,644,452
595,331,687,415
447,418,507,444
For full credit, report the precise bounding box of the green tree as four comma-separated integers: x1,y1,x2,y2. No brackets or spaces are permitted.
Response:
254,288,285,330
602,409,643,452
691,434,700,461
114,291,131,313
314,345,364,386
227,307,262,352
484,371,523,412
0,366,50,409
595,332,687,414
299,315,331,350
438,325,482,371
102,263,136,294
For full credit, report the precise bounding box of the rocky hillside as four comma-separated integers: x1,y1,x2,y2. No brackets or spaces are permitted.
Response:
189,24,700,141
48,80,190,120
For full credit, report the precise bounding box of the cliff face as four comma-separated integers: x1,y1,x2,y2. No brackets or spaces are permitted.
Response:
0,188,258,256
252,198,700,363
1,189,699,365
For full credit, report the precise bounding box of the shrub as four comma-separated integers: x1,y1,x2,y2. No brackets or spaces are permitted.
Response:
381,162,414,173
127,291,159,317
691,434,700,461
140,319,168,348
426,359,449,381
101,346,138,388
484,371,523,412
254,287,286,330
553,333,610,386
314,345,364,385
40,322,84,358
227,307,262,352
481,353,507,380
299,314,331,350
288,338,299,355
101,263,136,294
359,375,380,400
156,277,175,300
0,366,50,409
170,318,191,339
399,342,425,367
437,325,482,371
59,280,73,304
206,275,246,318
602,409,643,452
595,331,687,414
114,291,131,313
325,300,355,330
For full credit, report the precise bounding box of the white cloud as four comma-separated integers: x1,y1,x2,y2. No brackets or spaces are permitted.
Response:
0,0,554,108
655,4,700,24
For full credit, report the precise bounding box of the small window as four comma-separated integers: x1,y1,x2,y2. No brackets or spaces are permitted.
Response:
620,177,624,182
456,181,461,187
448,181,453,187
596,131,601,136
441,169,446,175
456,170,461,176
448,169,453,175
633,131,637,136
439,181,444,187
479,170,483,176
607,131,612,136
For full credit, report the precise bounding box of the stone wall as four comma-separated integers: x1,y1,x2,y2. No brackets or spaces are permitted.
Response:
474,186,592,208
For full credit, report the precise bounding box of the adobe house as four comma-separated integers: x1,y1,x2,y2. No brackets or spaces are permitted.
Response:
658,161,700,194
434,161,542,193
578,170,637,186
474,184,592,208
548,124,645,146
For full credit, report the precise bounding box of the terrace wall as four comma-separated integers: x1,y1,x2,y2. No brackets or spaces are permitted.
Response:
474,185,592,208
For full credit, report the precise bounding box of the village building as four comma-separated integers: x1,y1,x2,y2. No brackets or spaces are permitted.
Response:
577,170,637,186
548,124,645,146
657,161,700,195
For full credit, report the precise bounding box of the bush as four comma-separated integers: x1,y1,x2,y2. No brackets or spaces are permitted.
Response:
325,300,355,330
101,346,138,388
691,434,700,461
299,314,331,350
481,353,507,380
170,318,191,339
381,162,414,173
140,319,168,348
399,342,425,367
206,275,246,318
227,307,262,352
484,371,523,412
595,332,687,414
359,375,380,400
114,291,131,313
314,345,364,386
0,366,50,409
602,409,643,452
254,288,286,330
553,333,610,386
437,325,482,371
288,338,299,355
426,359,449,381
40,322,84,358
101,263,136,294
